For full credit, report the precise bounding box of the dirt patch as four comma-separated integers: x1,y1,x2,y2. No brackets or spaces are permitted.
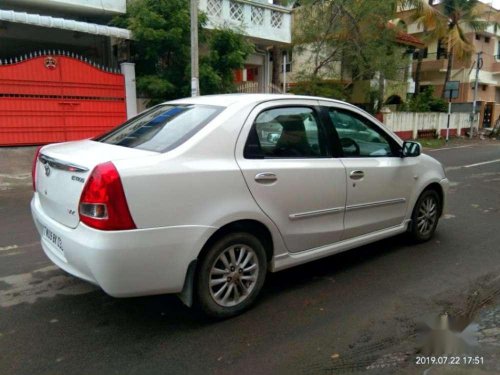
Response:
315,272,500,374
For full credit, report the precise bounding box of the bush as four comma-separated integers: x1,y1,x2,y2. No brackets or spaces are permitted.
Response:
403,87,447,112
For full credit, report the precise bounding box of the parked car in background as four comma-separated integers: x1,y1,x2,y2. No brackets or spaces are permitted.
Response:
31,94,449,318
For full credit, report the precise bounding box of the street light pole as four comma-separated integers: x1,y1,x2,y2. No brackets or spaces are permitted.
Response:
469,51,482,139
190,0,200,97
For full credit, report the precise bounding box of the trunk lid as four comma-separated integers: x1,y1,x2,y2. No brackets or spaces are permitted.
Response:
36,140,157,228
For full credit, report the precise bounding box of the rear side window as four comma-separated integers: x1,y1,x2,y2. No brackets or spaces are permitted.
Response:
244,107,327,159
97,104,223,152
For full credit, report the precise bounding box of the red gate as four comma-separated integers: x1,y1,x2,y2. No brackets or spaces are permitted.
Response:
0,51,127,146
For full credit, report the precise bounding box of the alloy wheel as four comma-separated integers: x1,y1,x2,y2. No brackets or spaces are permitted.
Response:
209,244,259,307
416,196,438,236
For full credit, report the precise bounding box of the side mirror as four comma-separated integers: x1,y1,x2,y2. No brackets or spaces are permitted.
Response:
401,141,421,158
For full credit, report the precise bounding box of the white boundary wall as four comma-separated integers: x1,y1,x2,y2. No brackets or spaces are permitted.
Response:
383,112,475,139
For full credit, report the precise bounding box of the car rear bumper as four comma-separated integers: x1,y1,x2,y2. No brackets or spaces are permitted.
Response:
31,194,216,297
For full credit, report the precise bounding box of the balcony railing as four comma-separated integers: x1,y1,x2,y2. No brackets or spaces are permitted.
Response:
199,0,292,45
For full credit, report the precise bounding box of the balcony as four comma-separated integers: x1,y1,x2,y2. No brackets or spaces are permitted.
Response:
199,0,292,45
412,52,471,74
493,60,500,74
413,58,448,73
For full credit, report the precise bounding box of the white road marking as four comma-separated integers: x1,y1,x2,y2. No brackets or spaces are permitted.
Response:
427,145,473,152
464,159,500,168
0,242,39,255
446,158,500,172
0,173,31,180
0,265,96,307
0,245,18,252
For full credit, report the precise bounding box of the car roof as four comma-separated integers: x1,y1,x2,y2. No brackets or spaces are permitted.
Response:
168,93,349,108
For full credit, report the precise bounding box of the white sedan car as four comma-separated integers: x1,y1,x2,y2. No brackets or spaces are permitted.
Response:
31,94,448,318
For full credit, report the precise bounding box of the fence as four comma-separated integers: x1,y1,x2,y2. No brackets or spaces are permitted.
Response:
382,112,476,140
235,81,283,94
0,50,126,146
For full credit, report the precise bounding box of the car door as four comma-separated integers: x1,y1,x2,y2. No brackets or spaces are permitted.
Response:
320,101,419,239
235,100,347,253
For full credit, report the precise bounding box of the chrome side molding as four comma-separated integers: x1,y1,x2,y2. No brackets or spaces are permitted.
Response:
289,207,345,220
346,198,406,211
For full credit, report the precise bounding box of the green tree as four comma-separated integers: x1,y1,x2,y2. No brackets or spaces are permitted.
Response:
201,28,254,94
114,0,253,104
293,0,410,112
402,0,442,96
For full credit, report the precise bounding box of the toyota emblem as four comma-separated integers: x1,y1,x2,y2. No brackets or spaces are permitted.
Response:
44,164,51,177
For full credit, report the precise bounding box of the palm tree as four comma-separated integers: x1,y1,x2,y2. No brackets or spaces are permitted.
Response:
398,0,444,96
412,0,440,96
401,0,491,99
438,0,489,98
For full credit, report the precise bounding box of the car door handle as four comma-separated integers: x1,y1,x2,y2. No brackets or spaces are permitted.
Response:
255,172,277,183
349,170,364,180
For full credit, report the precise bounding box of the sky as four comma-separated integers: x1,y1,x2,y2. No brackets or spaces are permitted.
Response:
481,0,499,9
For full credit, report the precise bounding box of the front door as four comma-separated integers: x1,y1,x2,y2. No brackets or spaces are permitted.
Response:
321,102,418,239
236,101,347,253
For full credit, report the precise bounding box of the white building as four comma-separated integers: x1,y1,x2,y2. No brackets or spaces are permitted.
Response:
199,0,293,92
0,0,293,95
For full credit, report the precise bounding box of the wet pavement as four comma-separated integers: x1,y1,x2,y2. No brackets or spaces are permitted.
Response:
1,141,500,375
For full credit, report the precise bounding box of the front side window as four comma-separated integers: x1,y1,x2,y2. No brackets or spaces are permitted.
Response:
97,104,223,152
328,108,397,157
245,107,327,158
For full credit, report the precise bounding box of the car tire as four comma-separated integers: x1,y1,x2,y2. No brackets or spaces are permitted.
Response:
195,232,267,319
409,189,441,243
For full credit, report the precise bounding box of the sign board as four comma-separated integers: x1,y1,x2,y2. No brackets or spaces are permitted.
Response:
444,80,460,100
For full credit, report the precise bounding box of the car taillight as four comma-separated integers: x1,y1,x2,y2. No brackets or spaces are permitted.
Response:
78,161,136,231
32,146,42,191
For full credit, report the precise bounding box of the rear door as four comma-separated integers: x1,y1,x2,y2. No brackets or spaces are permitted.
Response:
235,100,347,253
320,101,418,239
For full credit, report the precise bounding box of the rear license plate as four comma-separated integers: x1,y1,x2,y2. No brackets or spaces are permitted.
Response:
42,226,64,252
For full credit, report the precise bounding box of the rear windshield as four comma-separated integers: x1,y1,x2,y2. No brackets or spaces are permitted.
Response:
97,104,224,152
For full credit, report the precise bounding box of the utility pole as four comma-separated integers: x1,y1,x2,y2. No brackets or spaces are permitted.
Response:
469,51,483,139
190,0,200,97
446,94,451,143
282,52,287,94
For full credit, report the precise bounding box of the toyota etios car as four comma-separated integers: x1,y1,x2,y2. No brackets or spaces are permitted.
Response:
31,94,448,318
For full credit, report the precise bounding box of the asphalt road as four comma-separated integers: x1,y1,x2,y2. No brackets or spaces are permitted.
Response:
1,142,500,375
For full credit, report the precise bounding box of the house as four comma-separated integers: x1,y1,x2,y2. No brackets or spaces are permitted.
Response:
199,0,293,92
282,6,425,111
400,2,500,128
